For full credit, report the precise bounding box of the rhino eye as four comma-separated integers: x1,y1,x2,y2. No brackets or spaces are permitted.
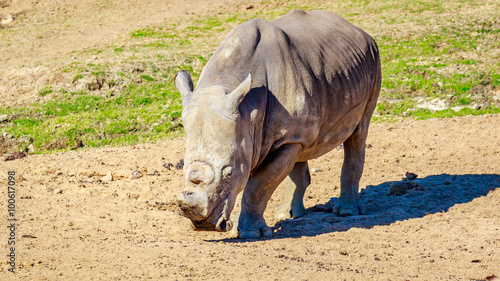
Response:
222,166,233,180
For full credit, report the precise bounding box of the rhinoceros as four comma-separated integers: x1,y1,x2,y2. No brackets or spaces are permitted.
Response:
175,9,381,239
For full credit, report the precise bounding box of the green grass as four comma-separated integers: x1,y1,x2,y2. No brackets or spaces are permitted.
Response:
38,86,53,97
1,0,500,153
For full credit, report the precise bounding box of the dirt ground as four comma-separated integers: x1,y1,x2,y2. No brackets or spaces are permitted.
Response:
0,114,498,280
1,0,499,280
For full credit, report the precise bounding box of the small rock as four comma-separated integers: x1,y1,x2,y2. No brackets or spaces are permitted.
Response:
0,114,9,122
163,163,174,170
151,169,160,176
68,172,76,177
311,168,322,173
405,172,418,180
93,55,98,60
131,170,143,179
100,171,113,182
4,151,26,161
1,131,12,138
387,179,424,196
175,159,184,170
27,143,35,153
54,188,63,194
55,170,63,176
0,14,14,25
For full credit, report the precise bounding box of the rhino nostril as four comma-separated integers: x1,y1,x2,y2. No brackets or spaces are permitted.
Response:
189,179,202,185
189,170,203,185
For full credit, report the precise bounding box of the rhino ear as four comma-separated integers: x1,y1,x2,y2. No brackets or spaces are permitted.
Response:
226,72,252,109
174,70,194,102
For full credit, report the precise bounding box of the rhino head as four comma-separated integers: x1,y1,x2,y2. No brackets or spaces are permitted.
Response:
174,70,253,232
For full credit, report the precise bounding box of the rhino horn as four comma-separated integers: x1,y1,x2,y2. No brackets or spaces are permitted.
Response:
187,161,215,185
225,72,252,109
175,70,194,103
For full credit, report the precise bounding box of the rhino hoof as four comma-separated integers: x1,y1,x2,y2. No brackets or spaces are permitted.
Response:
239,230,260,239
238,226,272,239
275,206,306,220
333,199,366,217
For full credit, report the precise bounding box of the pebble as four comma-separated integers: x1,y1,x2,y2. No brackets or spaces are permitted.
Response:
27,144,35,153
0,114,8,122
175,159,184,170
100,171,113,182
0,14,14,25
4,151,26,161
405,172,418,180
131,170,143,179
311,168,322,173
54,188,63,194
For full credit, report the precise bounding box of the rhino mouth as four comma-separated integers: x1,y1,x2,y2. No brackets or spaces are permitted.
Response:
188,196,233,232
191,215,233,232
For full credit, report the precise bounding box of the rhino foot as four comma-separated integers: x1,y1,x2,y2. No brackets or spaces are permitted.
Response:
229,214,272,239
238,226,273,239
275,203,306,220
333,197,366,217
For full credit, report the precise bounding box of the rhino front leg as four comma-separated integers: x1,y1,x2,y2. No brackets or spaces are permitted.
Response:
236,144,302,239
333,123,369,217
275,161,310,220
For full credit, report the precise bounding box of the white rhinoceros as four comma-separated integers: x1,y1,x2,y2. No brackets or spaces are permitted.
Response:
175,9,381,239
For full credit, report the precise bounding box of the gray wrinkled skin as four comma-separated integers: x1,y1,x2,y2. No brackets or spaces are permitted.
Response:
175,10,381,239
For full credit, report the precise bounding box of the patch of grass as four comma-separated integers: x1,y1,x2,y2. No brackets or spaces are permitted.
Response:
140,74,155,82
38,86,53,97
411,106,500,120
3,82,183,152
73,74,84,82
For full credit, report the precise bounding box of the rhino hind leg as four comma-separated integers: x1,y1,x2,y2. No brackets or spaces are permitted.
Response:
275,161,311,220
333,119,370,217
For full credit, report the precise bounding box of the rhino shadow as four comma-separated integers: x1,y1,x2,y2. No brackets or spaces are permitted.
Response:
210,173,499,242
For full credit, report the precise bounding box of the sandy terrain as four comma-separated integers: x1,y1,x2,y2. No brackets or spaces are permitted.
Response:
1,0,499,280
1,114,499,280
0,0,246,69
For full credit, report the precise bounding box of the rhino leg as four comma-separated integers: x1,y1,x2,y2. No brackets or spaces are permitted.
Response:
275,161,310,220
333,122,369,217
236,144,302,239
